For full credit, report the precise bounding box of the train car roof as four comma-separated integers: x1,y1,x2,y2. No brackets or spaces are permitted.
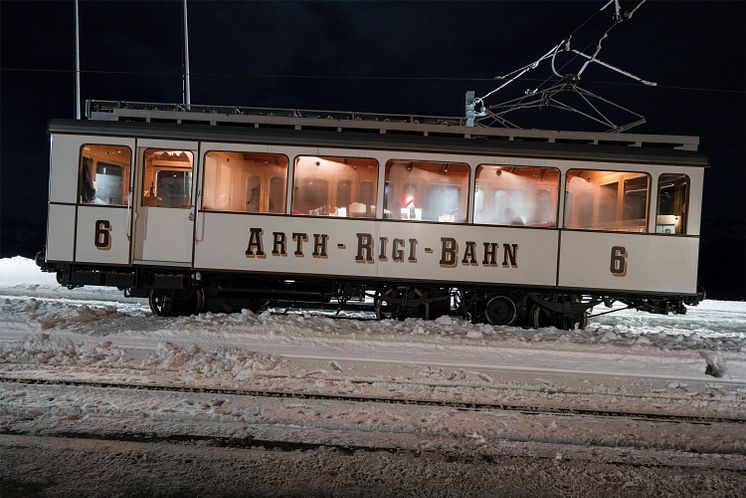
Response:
47,100,709,168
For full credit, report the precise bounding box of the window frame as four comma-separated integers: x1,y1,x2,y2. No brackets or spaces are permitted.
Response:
383,159,471,223
655,172,691,235
77,143,133,207
563,168,652,233
291,154,379,218
141,148,195,209
473,164,560,228
200,150,290,215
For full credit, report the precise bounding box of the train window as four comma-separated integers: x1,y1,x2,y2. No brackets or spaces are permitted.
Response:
337,180,352,211
383,160,469,222
292,156,378,217
79,144,132,206
268,176,285,212
474,165,559,227
656,173,689,234
599,182,618,224
564,169,650,232
359,181,375,214
623,177,648,221
202,151,288,213
294,178,329,214
142,149,194,208
157,170,192,208
245,175,262,212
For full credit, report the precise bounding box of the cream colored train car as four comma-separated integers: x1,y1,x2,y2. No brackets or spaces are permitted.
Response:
38,101,707,328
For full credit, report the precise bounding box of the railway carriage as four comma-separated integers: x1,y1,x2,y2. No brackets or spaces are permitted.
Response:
38,101,707,328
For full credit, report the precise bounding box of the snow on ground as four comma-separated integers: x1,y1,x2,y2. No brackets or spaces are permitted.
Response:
2,256,746,495
1,256,745,417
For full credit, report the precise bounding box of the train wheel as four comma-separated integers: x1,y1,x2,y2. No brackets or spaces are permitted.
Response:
149,288,204,316
182,288,205,315
484,295,518,326
426,293,451,320
149,289,176,317
577,312,588,330
374,288,397,320
527,303,551,329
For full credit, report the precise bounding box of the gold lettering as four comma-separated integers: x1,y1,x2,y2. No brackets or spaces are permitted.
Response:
482,242,498,266
461,241,478,266
502,243,518,268
272,232,287,256
355,233,374,262
439,237,458,267
392,239,405,262
312,234,329,258
408,238,417,263
292,232,308,256
245,228,265,257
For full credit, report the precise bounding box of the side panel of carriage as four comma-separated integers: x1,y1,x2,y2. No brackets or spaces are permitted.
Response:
554,160,704,295
559,232,700,294
192,142,560,287
190,139,703,294
195,214,559,287
47,133,136,266
48,126,705,302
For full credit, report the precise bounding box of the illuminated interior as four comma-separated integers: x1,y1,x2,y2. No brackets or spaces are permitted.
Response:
656,173,689,234
564,169,649,232
79,144,132,206
141,150,193,208
202,151,288,213
78,142,692,235
292,156,378,217
383,160,469,222
474,165,559,227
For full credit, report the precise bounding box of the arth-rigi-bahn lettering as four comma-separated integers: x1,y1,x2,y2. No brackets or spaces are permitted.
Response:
246,228,328,259
438,237,518,268
355,234,418,263
246,228,519,268
356,233,518,268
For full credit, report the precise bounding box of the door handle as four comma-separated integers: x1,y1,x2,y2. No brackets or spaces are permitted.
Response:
188,212,195,221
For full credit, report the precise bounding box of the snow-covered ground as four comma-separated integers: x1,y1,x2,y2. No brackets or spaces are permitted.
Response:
1,256,745,495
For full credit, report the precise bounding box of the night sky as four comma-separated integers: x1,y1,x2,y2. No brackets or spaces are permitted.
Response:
1,1,744,298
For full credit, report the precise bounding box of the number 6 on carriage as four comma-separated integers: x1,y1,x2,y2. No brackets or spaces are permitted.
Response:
37,101,706,329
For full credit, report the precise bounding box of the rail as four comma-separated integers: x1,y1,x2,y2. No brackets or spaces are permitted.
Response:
3,375,742,423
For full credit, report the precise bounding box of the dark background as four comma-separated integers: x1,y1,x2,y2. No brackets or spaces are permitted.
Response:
1,1,744,298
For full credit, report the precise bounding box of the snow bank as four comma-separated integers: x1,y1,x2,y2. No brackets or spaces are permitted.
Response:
144,342,285,380
0,333,128,368
0,256,58,287
0,256,142,302
2,256,744,353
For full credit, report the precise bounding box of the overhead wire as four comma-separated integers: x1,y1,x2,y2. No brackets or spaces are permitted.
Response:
0,67,742,95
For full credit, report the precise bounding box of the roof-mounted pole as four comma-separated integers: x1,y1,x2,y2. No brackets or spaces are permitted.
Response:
465,91,476,127
74,0,81,120
183,0,191,108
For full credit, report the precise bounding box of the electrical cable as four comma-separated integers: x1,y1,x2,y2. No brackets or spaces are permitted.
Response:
0,67,742,95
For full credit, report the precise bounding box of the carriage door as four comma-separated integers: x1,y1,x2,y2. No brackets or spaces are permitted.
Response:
133,139,199,265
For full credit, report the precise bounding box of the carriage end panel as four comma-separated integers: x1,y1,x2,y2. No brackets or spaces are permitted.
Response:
558,231,699,295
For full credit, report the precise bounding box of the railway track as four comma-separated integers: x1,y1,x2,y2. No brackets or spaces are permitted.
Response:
3,374,743,425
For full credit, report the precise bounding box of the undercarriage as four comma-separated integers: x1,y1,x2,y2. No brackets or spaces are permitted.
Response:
39,256,702,330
